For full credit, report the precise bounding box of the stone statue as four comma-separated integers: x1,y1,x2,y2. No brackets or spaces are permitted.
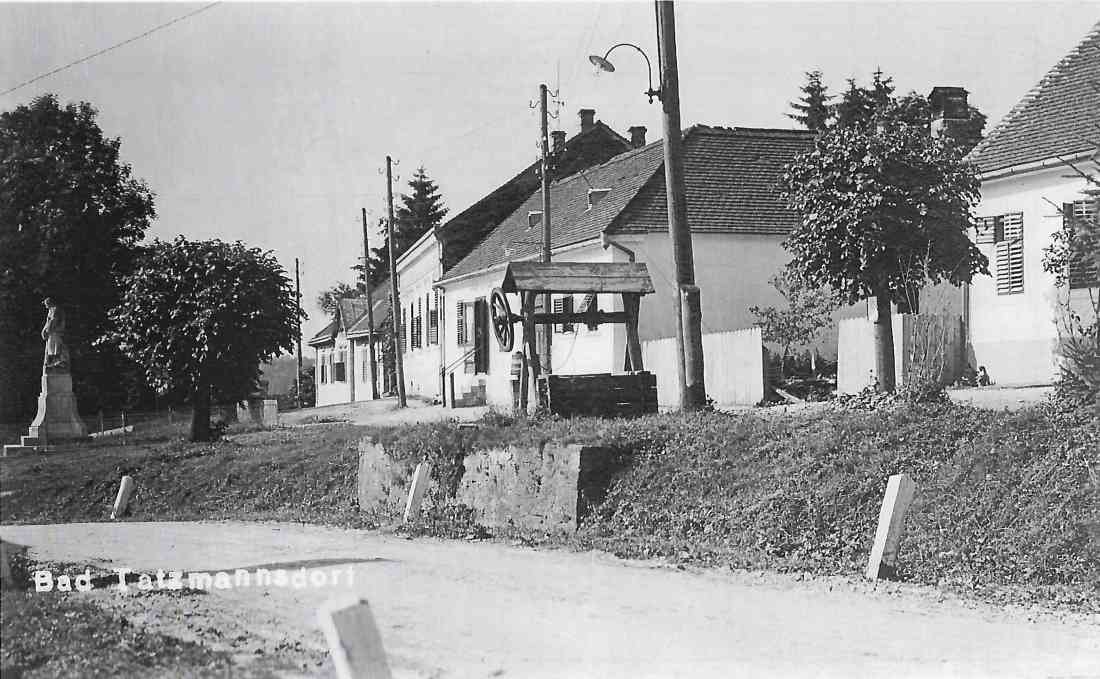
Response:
41,297,70,372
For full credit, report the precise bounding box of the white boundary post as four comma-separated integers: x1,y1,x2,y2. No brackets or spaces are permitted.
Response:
403,462,432,524
318,596,393,679
110,475,135,520
865,472,917,580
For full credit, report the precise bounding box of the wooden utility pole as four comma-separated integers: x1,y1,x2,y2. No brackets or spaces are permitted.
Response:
294,257,303,410
386,156,407,408
361,208,380,400
657,0,706,409
538,83,553,379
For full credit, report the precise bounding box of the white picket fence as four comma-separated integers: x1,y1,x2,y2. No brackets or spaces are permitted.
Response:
643,326,764,407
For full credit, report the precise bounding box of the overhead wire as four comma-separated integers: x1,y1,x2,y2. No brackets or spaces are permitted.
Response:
2,2,222,97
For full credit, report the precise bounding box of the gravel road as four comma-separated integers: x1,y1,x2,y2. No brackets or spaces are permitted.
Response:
2,521,1097,678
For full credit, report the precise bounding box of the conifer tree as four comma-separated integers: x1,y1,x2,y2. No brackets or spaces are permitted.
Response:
787,70,833,133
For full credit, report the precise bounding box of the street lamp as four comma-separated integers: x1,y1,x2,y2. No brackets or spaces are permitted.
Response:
589,44,661,103
589,0,706,410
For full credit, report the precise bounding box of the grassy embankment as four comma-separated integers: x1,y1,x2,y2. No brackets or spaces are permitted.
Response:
1,400,1097,610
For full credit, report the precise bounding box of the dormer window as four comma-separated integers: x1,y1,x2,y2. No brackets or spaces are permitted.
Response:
528,211,543,229
587,188,611,210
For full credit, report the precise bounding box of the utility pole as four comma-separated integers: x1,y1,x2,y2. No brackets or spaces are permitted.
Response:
361,208,380,400
538,83,553,377
294,257,303,410
657,0,706,409
386,156,407,408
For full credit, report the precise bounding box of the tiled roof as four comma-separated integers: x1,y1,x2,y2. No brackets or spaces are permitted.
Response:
612,126,814,235
435,121,630,272
441,126,813,281
968,23,1100,173
307,281,390,346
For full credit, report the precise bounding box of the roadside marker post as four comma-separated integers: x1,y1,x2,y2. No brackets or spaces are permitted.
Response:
865,472,917,580
110,475,135,520
403,462,431,524
318,596,393,679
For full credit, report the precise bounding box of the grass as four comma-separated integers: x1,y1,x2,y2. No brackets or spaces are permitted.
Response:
2,399,1098,611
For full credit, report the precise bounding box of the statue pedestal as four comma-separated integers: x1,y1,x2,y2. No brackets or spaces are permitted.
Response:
27,371,87,442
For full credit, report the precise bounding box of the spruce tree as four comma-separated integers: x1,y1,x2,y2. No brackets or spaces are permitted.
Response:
364,167,448,285
787,70,833,133
835,78,875,128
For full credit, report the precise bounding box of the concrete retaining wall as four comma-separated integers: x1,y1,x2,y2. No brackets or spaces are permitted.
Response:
838,314,963,394
356,438,627,531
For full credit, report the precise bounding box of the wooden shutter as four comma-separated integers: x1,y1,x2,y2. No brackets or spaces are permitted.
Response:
552,297,564,333
1067,200,1099,289
456,301,467,345
561,295,574,332
581,293,597,330
995,238,1024,295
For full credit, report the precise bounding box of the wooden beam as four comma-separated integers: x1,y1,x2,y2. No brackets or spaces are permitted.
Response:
501,262,656,295
623,293,643,371
529,310,628,326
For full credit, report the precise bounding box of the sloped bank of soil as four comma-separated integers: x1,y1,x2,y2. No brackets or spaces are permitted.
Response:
2,402,1097,610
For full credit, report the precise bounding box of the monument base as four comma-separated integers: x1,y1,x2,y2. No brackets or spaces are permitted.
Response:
27,371,88,442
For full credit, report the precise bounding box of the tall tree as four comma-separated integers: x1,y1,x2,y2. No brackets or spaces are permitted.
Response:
779,114,988,392
364,167,448,285
835,78,876,129
787,70,833,133
0,94,156,421
317,282,361,316
103,237,300,441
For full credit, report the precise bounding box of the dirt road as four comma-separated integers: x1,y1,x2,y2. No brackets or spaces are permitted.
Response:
2,522,1096,678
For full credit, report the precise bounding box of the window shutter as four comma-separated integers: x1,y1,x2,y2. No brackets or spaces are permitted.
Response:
1067,200,1099,289
975,216,996,244
561,295,574,332
401,307,407,350
552,297,564,333
456,301,467,345
581,293,597,330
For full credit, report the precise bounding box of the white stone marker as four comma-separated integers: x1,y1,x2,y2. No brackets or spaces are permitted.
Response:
110,475,135,520
403,462,432,524
318,596,393,679
865,472,917,580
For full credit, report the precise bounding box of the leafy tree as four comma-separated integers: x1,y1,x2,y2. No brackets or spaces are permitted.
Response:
751,270,840,377
779,115,988,392
787,70,833,133
1042,150,1099,403
317,282,361,316
0,94,156,420
287,365,316,409
103,237,300,441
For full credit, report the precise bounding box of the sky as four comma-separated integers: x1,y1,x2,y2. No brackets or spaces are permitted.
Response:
2,1,1098,342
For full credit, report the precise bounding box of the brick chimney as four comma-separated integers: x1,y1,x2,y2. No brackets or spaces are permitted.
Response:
578,108,596,133
928,86,969,138
551,130,566,156
628,126,647,148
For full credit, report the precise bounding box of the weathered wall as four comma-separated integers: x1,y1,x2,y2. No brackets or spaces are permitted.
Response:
837,314,963,394
643,326,764,407
356,437,627,532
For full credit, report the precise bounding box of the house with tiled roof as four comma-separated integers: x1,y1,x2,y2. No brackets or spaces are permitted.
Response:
391,109,632,404
963,23,1098,385
307,285,388,407
435,124,844,409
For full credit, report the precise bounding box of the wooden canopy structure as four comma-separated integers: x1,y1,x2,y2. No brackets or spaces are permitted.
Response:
493,262,656,414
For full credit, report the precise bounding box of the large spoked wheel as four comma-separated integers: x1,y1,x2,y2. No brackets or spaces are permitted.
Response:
490,288,515,352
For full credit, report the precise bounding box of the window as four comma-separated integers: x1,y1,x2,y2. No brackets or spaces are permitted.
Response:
978,213,1024,295
429,290,440,345
320,354,328,384
456,301,468,345
553,295,574,332
1066,199,1099,289
334,349,346,382
362,347,371,381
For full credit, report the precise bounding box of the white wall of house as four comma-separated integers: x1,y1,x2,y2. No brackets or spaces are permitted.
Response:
347,334,380,400
314,333,353,407
397,236,443,401
969,164,1094,386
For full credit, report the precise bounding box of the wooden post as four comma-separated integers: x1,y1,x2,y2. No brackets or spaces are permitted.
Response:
98,410,104,433
403,462,432,523
386,156,407,409
318,596,393,679
622,293,644,371
111,475,135,520
521,292,541,412
865,473,917,580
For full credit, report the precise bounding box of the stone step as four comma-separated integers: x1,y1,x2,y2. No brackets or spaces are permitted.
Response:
2,444,37,457
20,435,40,447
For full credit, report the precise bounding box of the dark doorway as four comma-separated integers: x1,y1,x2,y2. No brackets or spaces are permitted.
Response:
473,297,490,374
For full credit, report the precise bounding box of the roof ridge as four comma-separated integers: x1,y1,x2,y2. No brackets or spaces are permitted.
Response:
689,124,815,137
971,21,1100,160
